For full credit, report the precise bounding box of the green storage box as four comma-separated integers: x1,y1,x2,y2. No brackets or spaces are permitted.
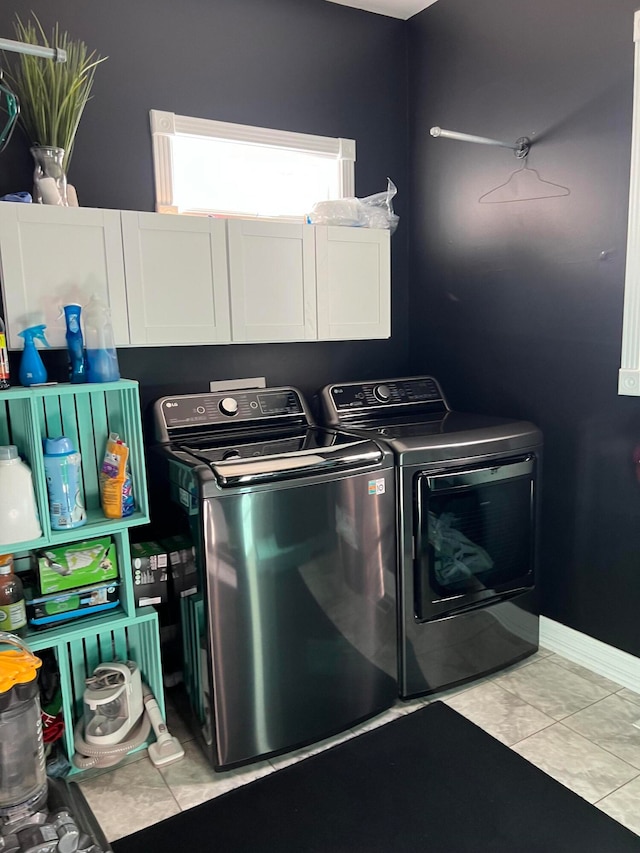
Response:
26,581,120,627
36,536,118,594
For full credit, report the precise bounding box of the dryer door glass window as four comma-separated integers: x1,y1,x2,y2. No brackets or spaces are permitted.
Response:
414,455,536,621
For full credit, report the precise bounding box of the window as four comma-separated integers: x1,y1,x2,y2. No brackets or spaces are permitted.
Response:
150,110,355,220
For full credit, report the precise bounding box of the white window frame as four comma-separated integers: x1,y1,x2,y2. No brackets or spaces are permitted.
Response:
149,109,356,219
619,12,640,395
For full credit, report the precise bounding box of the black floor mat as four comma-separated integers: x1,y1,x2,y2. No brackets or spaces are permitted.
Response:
113,701,640,853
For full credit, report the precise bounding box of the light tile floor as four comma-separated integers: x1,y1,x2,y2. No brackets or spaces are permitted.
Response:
78,648,640,842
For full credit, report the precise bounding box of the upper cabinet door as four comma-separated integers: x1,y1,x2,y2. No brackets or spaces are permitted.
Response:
0,204,128,349
227,220,317,342
121,212,231,346
316,226,390,340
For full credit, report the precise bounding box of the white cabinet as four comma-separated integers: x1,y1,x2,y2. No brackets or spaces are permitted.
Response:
0,205,391,348
121,212,230,345
316,226,390,340
0,204,128,349
227,220,317,342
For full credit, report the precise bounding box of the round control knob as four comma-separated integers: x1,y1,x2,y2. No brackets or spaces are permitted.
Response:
222,449,241,460
219,397,239,416
373,384,392,402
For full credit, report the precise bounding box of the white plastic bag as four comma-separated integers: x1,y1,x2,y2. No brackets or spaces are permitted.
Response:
307,178,399,233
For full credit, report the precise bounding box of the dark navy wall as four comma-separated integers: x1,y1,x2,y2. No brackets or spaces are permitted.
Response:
0,0,409,410
3,0,638,654
407,0,640,654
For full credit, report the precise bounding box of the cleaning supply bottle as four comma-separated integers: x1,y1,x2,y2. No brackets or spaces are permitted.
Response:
62,303,87,383
85,296,120,383
0,555,27,634
0,315,10,390
43,436,87,530
0,446,42,545
17,325,50,387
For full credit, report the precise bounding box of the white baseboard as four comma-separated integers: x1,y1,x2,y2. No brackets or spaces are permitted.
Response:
540,616,640,693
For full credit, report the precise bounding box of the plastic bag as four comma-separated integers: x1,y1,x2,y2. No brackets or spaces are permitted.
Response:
99,432,135,519
306,178,399,233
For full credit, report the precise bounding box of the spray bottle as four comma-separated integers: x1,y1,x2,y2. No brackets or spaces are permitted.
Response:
62,303,87,383
18,325,50,387
85,296,120,383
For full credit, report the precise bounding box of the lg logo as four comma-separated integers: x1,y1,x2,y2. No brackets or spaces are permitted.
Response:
165,402,179,408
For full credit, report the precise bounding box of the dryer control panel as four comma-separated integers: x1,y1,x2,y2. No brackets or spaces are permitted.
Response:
326,376,448,416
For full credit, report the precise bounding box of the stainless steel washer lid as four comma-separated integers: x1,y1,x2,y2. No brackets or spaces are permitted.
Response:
153,386,391,488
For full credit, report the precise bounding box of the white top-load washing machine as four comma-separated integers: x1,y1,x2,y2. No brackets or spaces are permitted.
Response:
153,386,398,769
318,375,543,698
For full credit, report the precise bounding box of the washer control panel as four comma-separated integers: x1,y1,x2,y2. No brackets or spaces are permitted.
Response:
155,387,308,441
329,377,445,413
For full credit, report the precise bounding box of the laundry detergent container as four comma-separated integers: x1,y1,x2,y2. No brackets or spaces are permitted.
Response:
0,445,41,546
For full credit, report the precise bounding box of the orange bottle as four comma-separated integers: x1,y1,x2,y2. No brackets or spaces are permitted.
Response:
0,316,10,390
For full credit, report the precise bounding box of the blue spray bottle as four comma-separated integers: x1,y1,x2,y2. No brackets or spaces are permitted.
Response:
18,325,51,386
62,303,87,383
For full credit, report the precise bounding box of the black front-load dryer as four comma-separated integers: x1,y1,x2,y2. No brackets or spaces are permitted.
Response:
318,375,543,699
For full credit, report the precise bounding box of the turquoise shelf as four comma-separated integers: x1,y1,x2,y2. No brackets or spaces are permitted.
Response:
0,380,163,777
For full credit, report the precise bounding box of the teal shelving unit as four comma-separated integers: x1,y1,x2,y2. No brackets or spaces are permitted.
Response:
0,379,164,776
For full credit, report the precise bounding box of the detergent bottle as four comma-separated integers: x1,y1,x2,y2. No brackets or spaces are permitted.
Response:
84,296,120,383
62,303,87,383
17,325,50,387
43,436,87,530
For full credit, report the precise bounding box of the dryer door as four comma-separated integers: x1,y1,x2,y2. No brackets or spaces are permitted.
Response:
414,455,536,621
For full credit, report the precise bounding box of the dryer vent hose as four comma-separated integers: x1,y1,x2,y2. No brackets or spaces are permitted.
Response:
73,685,153,770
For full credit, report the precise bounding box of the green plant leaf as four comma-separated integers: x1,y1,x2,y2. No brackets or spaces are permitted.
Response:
2,13,107,171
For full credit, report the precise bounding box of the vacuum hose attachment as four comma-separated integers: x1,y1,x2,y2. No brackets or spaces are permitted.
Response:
73,709,151,770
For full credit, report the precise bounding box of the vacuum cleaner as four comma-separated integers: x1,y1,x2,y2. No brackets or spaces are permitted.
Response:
0,632,110,853
73,661,184,769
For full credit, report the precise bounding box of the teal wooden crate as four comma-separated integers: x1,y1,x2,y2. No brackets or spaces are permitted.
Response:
0,380,150,553
180,593,206,724
20,529,139,640
0,380,165,778
27,610,164,775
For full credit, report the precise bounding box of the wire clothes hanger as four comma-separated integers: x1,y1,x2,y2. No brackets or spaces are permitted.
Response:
478,160,570,204
429,125,570,204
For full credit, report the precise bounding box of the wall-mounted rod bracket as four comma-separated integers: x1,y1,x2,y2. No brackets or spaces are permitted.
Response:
0,36,67,63
430,126,530,158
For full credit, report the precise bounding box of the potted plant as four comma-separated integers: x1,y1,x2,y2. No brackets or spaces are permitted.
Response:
4,14,106,205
